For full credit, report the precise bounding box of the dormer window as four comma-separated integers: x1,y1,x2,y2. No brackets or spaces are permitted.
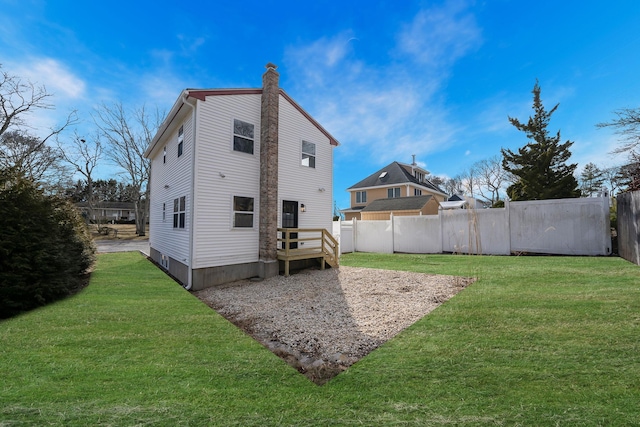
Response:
414,171,424,182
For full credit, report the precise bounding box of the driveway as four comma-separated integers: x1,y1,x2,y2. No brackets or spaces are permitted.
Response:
95,239,150,256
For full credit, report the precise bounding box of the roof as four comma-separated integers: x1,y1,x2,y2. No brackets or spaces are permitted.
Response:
439,200,468,209
144,88,339,158
361,195,434,212
347,161,446,195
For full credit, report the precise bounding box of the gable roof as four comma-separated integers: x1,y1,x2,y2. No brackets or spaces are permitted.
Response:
361,195,434,212
144,88,339,158
347,161,446,195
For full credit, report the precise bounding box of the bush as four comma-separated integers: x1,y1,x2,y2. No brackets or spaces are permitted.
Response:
0,168,96,319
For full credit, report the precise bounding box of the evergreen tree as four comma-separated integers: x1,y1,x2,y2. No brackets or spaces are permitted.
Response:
501,81,580,200
579,162,605,197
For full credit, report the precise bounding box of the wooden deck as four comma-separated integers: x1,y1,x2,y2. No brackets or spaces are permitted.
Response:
277,228,339,276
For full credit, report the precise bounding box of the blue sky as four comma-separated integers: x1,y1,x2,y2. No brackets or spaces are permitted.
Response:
1,0,639,209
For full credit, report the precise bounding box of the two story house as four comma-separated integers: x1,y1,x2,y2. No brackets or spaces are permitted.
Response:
342,159,447,220
144,64,339,290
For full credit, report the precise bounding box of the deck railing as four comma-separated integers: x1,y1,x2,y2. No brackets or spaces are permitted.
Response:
277,228,339,276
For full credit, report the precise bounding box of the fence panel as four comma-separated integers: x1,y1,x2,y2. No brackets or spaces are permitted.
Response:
617,191,640,265
354,220,394,253
441,208,510,255
333,220,354,254
509,197,610,256
394,216,442,253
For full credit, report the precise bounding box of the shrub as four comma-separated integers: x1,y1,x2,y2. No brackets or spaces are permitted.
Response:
0,168,96,319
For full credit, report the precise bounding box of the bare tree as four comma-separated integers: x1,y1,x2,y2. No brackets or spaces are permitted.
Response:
442,176,463,197
94,102,162,236
473,155,509,205
597,107,640,156
57,132,103,225
0,64,76,150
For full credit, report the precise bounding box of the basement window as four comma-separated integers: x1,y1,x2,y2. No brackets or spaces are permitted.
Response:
233,196,254,228
301,140,316,168
233,119,254,155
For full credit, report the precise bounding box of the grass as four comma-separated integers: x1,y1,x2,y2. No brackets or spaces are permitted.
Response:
1,252,639,426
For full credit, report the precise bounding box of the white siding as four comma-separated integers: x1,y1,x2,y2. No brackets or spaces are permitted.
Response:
192,94,262,268
148,108,193,265
278,95,334,249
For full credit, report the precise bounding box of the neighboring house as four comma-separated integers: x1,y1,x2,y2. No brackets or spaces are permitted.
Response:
360,195,440,220
341,159,448,220
143,63,339,290
76,201,136,222
441,193,485,210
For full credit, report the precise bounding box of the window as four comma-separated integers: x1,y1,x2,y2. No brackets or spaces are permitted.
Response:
414,189,422,196
163,146,166,164
177,126,184,157
233,119,254,154
356,191,367,204
414,171,424,182
233,196,254,228
173,196,185,229
162,203,166,221
388,187,401,198
301,141,316,168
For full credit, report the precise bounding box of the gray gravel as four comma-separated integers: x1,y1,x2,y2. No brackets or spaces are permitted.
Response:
194,266,473,378
95,240,150,255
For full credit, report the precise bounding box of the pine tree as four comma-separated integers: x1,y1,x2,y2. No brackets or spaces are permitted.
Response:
501,81,580,201
579,162,605,197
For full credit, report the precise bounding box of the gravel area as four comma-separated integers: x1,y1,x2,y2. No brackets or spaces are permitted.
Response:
194,266,473,383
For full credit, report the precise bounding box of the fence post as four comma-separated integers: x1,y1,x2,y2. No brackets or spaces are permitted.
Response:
504,198,511,254
390,212,395,253
353,217,358,253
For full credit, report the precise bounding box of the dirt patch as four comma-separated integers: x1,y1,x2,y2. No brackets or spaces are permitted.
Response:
194,266,474,385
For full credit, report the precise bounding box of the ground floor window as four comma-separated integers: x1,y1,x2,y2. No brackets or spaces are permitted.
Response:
233,196,254,228
173,196,185,228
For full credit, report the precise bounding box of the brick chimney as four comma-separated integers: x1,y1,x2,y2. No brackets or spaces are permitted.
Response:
259,63,280,278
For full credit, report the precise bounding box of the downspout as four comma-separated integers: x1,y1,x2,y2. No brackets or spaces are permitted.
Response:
183,92,197,290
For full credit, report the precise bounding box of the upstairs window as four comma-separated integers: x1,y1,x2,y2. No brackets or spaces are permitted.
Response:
356,191,367,204
301,141,316,168
233,196,254,228
173,196,186,229
388,187,401,198
163,146,167,164
233,119,254,154
414,188,422,196
414,171,424,182
177,126,184,157
162,202,166,221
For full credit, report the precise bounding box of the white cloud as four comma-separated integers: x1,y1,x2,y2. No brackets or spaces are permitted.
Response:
284,2,480,167
16,58,86,99
396,0,482,67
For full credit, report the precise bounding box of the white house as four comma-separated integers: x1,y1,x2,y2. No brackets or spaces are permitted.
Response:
143,64,339,290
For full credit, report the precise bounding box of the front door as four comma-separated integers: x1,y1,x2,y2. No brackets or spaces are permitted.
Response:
282,200,298,249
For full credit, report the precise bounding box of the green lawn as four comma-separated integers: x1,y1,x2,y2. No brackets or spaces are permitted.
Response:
1,252,639,426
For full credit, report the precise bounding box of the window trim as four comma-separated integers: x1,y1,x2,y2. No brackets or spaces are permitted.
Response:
177,126,184,158
301,140,316,168
232,118,255,155
232,195,255,229
173,196,186,229
388,187,401,198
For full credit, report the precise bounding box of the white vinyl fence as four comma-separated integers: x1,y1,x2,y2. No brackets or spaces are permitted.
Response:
334,196,611,256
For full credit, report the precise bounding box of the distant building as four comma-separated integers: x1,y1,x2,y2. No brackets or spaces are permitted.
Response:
341,158,447,220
